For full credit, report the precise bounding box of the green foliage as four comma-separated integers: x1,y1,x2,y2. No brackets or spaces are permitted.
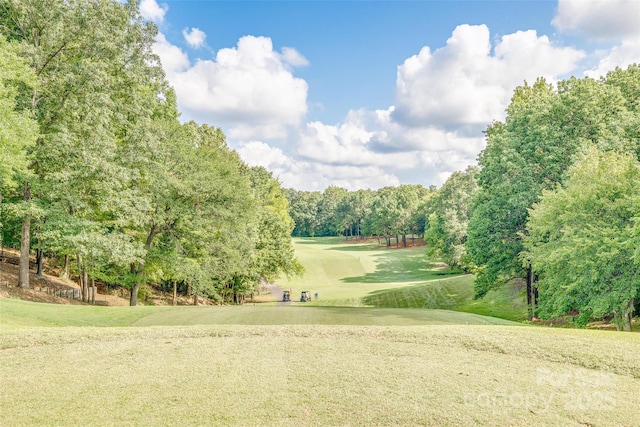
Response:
0,37,37,191
467,67,640,300
0,0,303,304
424,166,478,270
523,148,640,330
286,188,323,237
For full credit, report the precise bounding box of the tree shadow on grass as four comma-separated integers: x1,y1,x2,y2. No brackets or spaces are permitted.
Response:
325,244,380,252
342,252,462,284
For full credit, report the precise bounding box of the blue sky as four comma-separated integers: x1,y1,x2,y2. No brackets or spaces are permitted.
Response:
140,0,640,190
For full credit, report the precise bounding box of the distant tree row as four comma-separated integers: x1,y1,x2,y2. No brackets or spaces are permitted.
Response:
286,184,433,247
0,0,302,305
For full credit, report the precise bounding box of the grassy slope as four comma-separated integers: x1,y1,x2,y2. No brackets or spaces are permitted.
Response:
0,297,168,327
0,297,515,328
278,237,527,321
1,325,639,426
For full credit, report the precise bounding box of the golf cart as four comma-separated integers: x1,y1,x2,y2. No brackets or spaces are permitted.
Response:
282,290,291,302
300,291,312,302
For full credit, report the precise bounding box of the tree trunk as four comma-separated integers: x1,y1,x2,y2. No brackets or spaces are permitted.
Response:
91,278,96,305
36,249,44,276
193,293,198,306
618,299,634,332
61,254,70,279
83,269,89,303
129,224,158,307
130,282,139,306
172,280,177,306
18,183,31,289
526,265,533,320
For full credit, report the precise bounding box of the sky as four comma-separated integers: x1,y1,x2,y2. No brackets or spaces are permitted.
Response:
139,0,640,191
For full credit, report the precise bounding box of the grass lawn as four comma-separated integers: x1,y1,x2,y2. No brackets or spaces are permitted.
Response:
2,237,638,426
1,324,638,426
0,297,516,328
277,237,527,321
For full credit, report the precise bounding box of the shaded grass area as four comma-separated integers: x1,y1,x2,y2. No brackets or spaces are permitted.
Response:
0,297,515,329
1,325,639,426
362,275,528,322
132,305,517,327
0,297,174,328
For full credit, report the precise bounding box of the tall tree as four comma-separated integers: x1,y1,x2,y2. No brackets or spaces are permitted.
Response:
0,36,38,283
523,148,640,331
286,189,322,237
425,166,478,270
1,0,164,290
467,70,637,301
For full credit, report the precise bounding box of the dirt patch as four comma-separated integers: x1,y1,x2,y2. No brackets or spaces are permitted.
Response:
0,258,130,306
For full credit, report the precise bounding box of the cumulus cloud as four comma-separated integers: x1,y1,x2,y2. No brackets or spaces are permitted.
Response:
280,47,310,67
153,33,190,73
182,27,207,49
585,38,640,78
552,0,640,41
154,35,308,139
139,0,167,23
151,16,634,191
393,24,584,131
297,112,418,169
238,139,401,190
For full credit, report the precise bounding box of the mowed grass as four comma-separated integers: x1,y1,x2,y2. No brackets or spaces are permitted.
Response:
277,237,527,321
2,237,638,426
1,324,639,426
0,298,515,328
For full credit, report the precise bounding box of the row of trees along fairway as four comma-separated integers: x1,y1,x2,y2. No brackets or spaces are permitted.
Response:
466,65,640,331
286,184,433,247
0,0,302,306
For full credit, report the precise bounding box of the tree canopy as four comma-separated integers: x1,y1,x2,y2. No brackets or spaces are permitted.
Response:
523,148,640,330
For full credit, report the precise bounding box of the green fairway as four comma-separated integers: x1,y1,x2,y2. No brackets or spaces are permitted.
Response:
0,298,516,328
276,237,527,321
132,305,517,326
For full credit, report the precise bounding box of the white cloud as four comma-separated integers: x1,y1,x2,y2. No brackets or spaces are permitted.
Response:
238,141,292,169
585,38,640,78
182,27,206,49
237,140,400,191
155,35,308,139
393,25,584,131
153,33,190,73
280,47,310,67
552,0,640,41
139,0,167,23
151,17,636,192
297,112,418,169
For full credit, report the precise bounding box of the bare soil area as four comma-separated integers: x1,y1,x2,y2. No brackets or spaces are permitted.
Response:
0,254,130,306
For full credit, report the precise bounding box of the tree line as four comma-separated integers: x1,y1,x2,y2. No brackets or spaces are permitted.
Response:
287,65,640,331
0,0,302,306
286,184,433,247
